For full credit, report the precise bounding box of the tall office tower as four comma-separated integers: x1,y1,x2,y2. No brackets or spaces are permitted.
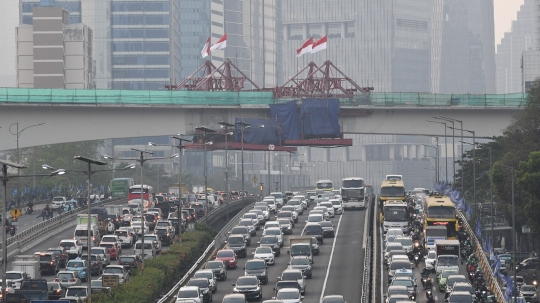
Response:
178,0,210,81
220,0,283,88
434,0,496,94
495,0,539,94
82,0,112,89
17,6,93,88
281,0,429,92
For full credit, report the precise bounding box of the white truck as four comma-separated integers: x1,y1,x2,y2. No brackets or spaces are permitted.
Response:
287,236,314,264
434,240,460,274
106,205,123,216
11,255,41,288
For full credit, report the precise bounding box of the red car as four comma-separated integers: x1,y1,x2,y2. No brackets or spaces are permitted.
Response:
99,243,119,260
215,249,237,269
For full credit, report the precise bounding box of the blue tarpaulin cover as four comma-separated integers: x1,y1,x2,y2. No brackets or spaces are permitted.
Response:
269,100,300,140
300,98,341,138
233,117,280,145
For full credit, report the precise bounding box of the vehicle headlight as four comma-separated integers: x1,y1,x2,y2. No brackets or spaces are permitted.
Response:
262,271,266,275
287,226,291,229
306,266,311,270
220,270,224,273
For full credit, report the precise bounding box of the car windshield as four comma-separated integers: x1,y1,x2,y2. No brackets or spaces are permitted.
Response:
90,249,104,255
319,221,332,227
277,219,290,226
442,271,460,278
188,279,208,288
522,286,536,291
217,251,233,258
246,261,265,270
104,267,123,274
194,272,213,280
144,236,156,242
454,285,473,293
156,222,169,227
388,287,408,296
289,200,300,205
277,290,300,299
255,247,273,254
239,221,252,227
40,255,53,261
281,207,295,212
392,280,413,287
101,237,116,242
178,290,199,298
68,261,84,268
439,256,459,266
5,273,22,279
427,251,436,259
100,243,114,249
271,193,283,199
331,200,341,205
277,212,291,218
120,257,135,263
449,294,473,302
231,227,247,234
228,237,244,244
390,261,411,270
291,258,309,265
448,277,467,285
236,277,258,286
223,297,245,303
308,216,322,222
305,225,322,233
277,281,300,289
260,237,277,244
58,273,74,279
282,272,302,280
265,229,280,236
66,288,87,297
91,280,102,287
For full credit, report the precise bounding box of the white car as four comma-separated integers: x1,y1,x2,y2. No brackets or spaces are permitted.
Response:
385,228,404,238
269,193,284,208
58,240,82,257
100,235,122,254
193,269,217,293
253,206,270,220
103,265,130,284
51,196,66,210
176,286,203,303
425,250,436,271
248,210,266,225
62,286,88,302
143,234,162,254
262,227,284,247
253,246,275,265
287,199,304,214
264,221,280,230
89,247,111,266
5,271,27,289
114,228,134,248
131,222,150,235
314,206,332,219
293,195,308,209
329,199,343,215
281,206,299,222
319,202,335,217
306,214,324,224
275,287,304,303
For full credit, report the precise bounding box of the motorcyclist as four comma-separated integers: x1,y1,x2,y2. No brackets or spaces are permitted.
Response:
427,298,435,303
425,277,433,290
464,237,472,247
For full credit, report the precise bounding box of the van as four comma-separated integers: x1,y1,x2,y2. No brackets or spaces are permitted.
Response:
74,224,100,248
127,199,145,212
134,240,156,259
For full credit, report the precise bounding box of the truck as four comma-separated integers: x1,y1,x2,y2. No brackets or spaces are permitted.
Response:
106,205,123,216
77,213,107,234
434,240,460,274
425,226,448,250
193,185,204,194
287,236,314,263
14,279,48,301
11,260,40,280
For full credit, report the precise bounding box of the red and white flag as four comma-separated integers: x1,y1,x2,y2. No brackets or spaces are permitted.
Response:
296,37,313,57
201,36,211,58
311,36,327,54
210,34,227,51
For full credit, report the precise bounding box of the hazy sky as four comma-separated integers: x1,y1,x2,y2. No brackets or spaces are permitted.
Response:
494,0,524,46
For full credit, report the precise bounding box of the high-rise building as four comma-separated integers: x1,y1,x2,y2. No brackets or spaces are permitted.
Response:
16,6,93,88
495,0,538,94
178,0,210,81
0,0,20,87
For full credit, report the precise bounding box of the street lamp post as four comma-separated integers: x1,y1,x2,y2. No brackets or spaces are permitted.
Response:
436,117,455,183
8,122,45,206
196,127,216,222
427,120,448,182
438,117,465,194
218,122,235,222
236,122,251,200
422,143,439,182
452,127,476,217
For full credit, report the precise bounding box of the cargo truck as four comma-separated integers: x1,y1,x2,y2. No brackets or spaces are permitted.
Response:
287,236,314,264
11,260,40,280
434,240,460,274
77,213,107,234
14,279,48,301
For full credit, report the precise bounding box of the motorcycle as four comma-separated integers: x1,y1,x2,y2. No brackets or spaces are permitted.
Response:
421,276,428,288
426,287,433,300
45,210,50,219
9,226,15,236
413,253,420,266
25,206,33,215
533,279,538,288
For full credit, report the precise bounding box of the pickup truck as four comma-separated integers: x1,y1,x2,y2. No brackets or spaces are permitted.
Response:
14,279,48,301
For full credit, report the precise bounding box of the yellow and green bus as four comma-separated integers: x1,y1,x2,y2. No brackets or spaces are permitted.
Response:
422,195,458,240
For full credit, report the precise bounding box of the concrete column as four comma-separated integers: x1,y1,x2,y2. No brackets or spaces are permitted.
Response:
341,22,346,38
284,24,289,41
361,146,366,162
303,24,308,39
322,23,327,36
389,145,395,160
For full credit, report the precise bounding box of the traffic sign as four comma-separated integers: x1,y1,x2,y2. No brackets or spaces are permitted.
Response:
268,144,275,151
252,176,258,183
102,274,119,287
10,208,21,219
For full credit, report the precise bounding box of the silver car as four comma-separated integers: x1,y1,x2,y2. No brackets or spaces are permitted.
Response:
193,269,217,293
55,271,81,289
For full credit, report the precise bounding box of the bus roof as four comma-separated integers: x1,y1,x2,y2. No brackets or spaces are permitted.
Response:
424,195,454,207
383,201,407,206
342,177,363,181
381,180,405,188
131,184,151,189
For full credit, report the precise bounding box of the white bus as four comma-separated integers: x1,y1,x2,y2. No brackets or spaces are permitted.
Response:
340,177,366,209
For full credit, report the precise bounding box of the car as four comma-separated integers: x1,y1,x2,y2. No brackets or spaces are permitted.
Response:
58,239,82,258
321,295,346,303
278,269,306,295
276,211,295,227
247,210,265,226
253,246,275,265
262,227,284,247
193,269,218,293
288,256,312,279
313,206,331,219
302,223,324,244
47,247,69,268
387,260,412,283
47,281,65,300
394,236,413,253
319,202,335,217
318,221,335,238
187,278,212,303
238,219,257,236
444,275,468,298
277,219,293,235
65,258,88,282
156,220,176,235
384,294,410,303
273,280,302,297
80,254,104,276
253,206,270,220
54,271,81,289
446,282,474,299
103,265,130,284
263,199,277,213
519,285,538,302
124,226,139,242
328,199,343,215
287,199,304,215
35,252,59,275
176,286,204,303
154,227,174,245
306,214,324,224
447,291,475,303
233,276,263,300
91,279,112,295
424,250,436,271
89,247,111,266
143,213,158,230
51,196,66,210
100,235,122,253
513,276,526,289
386,285,409,299
227,234,248,258
274,288,304,303
118,255,142,274
310,237,320,255
205,260,227,281
143,234,163,254
216,249,237,269
62,286,88,302
244,259,269,284
230,226,252,246
390,276,417,300
437,269,460,291
114,228,134,248
280,206,299,223
99,242,120,260
258,235,281,256
385,228,404,237
106,213,122,229
223,293,248,303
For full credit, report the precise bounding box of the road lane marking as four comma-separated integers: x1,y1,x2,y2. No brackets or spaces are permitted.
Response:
362,209,369,248
319,213,343,302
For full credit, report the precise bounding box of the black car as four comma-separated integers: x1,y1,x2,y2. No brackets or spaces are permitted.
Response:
118,255,141,274
185,208,197,222
106,214,122,229
81,254,104,276
318,221,335,238
187,278,212,303
303,223,324,244
244,259,268,284
47,247,69,268
143,213,157,230
47,281,65,300
36,252,59,275
227,235,248,258
258,236,281,256
288,256,313,279
273,280,301,297
233,276,262,300
154,227,173,245
230,226,251,246
205,260,228,281
276,219,293,235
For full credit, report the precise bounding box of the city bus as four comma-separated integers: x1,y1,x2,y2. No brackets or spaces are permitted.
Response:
128,185,154,202
379,179,406,205
422,195,458,240
109,178,135,198
315,180,334,191
382,200,409,233
341,177,366,209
